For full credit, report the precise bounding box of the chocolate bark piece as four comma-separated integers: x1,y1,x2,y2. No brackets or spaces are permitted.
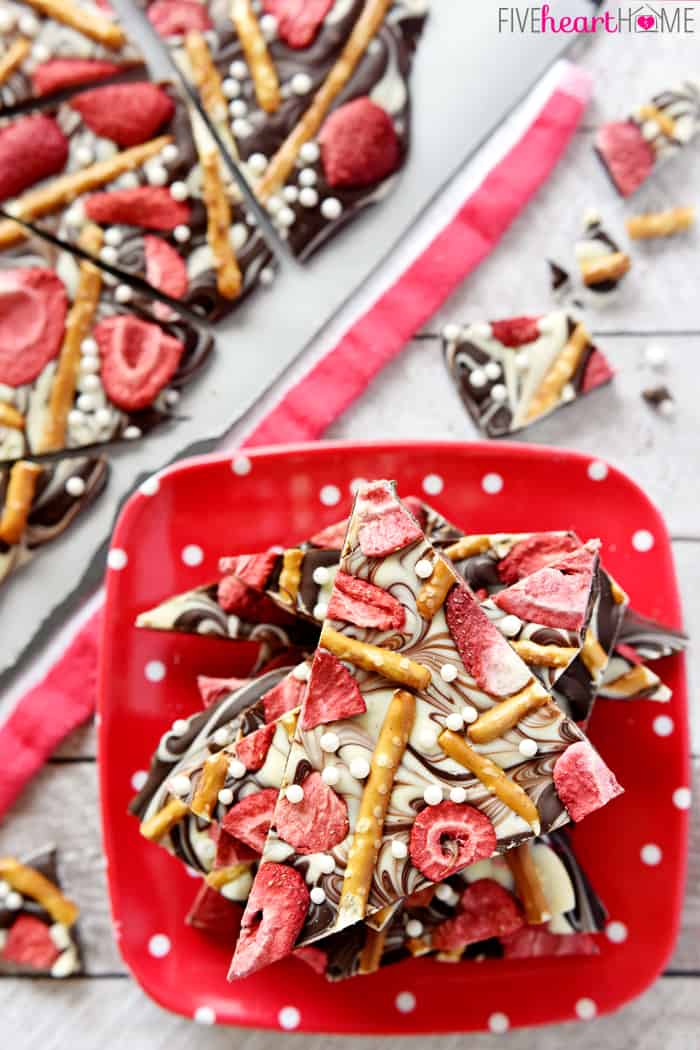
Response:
0,82,275,321
642,385,675,418
0,454,107,588
230,482,621,977
0,0,144,114
616,607,688,662
597,651,671,704
547,259,570,301
575,210,630,298
0,229,213,463
595,78,700,197
0,846,81,977
443,312,615,438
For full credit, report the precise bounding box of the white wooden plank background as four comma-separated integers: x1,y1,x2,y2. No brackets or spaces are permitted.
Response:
2,25,699,1050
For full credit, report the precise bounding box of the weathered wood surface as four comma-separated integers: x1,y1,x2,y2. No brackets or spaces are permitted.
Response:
3,24,699,1050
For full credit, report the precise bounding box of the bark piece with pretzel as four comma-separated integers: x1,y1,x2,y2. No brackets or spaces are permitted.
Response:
230,481,622,979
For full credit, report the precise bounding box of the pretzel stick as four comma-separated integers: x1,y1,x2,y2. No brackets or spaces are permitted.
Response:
140,798,189,841
205,863,252,891
0,461,41,545
278,548,304,604
600,664,661,699
467,685,550,745
338,689,415,925
0,403,25,430
580,628,608,677
416,557,458,619
320,625,431,690
0,136,172,247
637,103,675,138
0,37,31,84
444,535,491,562
0,858,79,926
25,0,126,48
509,640,579,669
504,843,551,925
230,0,281,114
609,577,627,605
438,729,540,831
357,924,389,974
190,751,231,819
580,251,630,287
626,207,695,240
524,322,591,422
256,0,392,200
37,225,103,453
182,31,239,162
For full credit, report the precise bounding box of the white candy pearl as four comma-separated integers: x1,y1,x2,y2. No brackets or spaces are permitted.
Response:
519,738,538,758
232,118,252,138
95,408,113,427
171,719,189,736
67,409,85,427
300,141,320,164
310,887,326,905
104,228,122,247
445,712,463,732
267,195,283,215
115,285,132,304
75,145,94,166
147,163,168,186
218,788,234,805
484,361,501,380
170,181,188,202
76,394,96,413
229,98,248,117
259,266,275,286
213,728,230,747
496,614,522,638
173,225,191,243
100,246,118,266
228,759,246,779
313,566,330,585
313,602,328,620
462,705,478,724
292,663,310,681
561,383,576,402
247,152,267,175
490,383,508,402
223,78,240,99
350,758,370,780
440,664,459,684
277,206,296,227
423,785,443,806
321,766,340,786
299,187,318,208
285,783,304,803
291,72,313,95
321,197,342,220
231,223,248,250
162,144,179,163
19,13,39,35
414,558,433,579
5,892,23,910
405,919,423,938
259,13,277,38
450,786,467,804
81,337,98,355
645,343,667,368
442,323,461,342
318,854,335,874
170,774,191,796
320,732,340,753
65,476,86,497
391,839,408,859
469,368,487,389
298,168,317,187
230,61,247,79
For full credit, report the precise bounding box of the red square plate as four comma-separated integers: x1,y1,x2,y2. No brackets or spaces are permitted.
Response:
99,441,689,1034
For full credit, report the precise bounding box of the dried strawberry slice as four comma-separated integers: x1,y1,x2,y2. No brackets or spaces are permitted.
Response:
231,862,309,977
196,675,250,707
320,97,401,189
327,571,405,630
294,944,327,975
69,83,175,147
213,824,257,867
219,551,278,590
581,347,615,393
222,788,278,853
409,801,496,882
0,269,67,387
595,120,655,197
186,883,243,941
309,518,348,549
261,0,333,48
32,59,122,97
493,541,599,632
147,0,213,36
356,483,423,558
143,235,188,302
85,186,191,231
0,115,69,203
262,674,306,723
490,316,540,347
431,879,524,951
497,533,581,585
274,771,348,854
300,649,366,730
94,315,184,412
553,740,623,822
236,722,276,772
1,916,61,970
216,574,296,625
502,927,598,958
445,580,532,696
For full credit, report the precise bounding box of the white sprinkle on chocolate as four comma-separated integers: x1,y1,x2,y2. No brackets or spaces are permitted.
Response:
414,558,433,579
350,758,370,780
423,785,443,806
320,732,340,753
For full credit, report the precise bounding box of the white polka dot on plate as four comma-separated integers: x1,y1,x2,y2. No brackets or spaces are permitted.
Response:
145,660,166,683
349,477,368,493
641,843,662,866
320,484,341,506
148,933,171,957
488,1012,509,1034
182,544,204,567
139,475,160,496
673,787,691,810
194,1006,216,1025
587,460,608,481
422,474,443,496
575,998,597,1020
130,770,147,791
632,529,654,552
653,714,674,737
232,455,252,476
107,548,127,570
395,991,416,1014
606,920,628,943
481,473,503,495
278,1006,301,1030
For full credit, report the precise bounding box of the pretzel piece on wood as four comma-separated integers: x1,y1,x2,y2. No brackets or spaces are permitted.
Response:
0,461,41,545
